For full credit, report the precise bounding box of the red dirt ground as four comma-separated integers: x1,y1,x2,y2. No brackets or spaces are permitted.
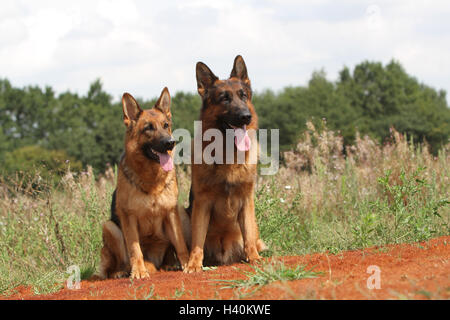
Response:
4,236,449,300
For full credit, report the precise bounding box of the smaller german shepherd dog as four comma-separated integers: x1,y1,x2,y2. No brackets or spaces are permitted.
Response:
185,55,266,273
99,88,190,279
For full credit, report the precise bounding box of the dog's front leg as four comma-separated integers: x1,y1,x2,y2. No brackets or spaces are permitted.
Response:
122,214,149,279
164,207,190,270
238,192,261,263
185,200,211,273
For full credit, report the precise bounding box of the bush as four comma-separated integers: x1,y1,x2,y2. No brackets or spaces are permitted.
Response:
2,145,82,186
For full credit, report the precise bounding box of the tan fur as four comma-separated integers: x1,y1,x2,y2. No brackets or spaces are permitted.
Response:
185,56,266,273
99,88,190,279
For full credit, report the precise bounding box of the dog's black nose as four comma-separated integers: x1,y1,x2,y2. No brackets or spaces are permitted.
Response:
165,138,175,150
239,112,252,125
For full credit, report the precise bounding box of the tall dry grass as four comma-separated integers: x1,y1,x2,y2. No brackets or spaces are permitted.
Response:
257,121,448,254
280,121,448,216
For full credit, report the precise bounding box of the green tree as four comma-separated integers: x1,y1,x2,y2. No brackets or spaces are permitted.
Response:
336,60,450,151
0,78,55,150
45,80,124,173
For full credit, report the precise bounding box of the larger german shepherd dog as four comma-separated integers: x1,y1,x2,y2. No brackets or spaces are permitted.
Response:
185,55,265,273
99,88,190,279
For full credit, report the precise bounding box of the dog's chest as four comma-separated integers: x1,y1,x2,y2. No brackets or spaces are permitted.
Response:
138,215,165,240
212,193,244,221
125,189,171,212
123,188,175,235
200,163,256,189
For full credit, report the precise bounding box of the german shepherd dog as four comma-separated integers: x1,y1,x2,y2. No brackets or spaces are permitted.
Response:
99,88,190,279
185,55,266,273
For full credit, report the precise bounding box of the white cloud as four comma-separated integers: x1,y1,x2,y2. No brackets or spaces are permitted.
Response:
0,0,448,102
0,18,28,46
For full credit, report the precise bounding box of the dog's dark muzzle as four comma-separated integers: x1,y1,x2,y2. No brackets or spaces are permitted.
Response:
224,109,252,128
154,136,176,152
142,136,175,161
238,111,252,125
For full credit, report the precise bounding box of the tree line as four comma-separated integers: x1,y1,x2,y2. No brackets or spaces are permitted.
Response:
1,60,449,178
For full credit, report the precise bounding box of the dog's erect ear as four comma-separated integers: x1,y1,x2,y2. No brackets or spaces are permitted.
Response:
196,62,218,98
154,87,171,116
230,55,251,87
122,93,142,126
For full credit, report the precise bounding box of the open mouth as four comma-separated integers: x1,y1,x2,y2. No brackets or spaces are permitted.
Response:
224,123,251,152
142,146,174,172
226,123,241,130
151,149,174,172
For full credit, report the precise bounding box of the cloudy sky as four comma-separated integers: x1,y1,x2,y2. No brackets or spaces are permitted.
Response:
1,0,449,102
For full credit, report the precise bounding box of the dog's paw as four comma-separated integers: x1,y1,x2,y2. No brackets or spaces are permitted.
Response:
130,264,150,279
184,248,204,273
257,239,268,252
184,265,203,273
184,259,203,273
246,250,262,264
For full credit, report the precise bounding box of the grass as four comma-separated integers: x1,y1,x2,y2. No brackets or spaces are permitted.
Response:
214,260,323,298
0,125,448,296
216,261,322,290
0,166,113,295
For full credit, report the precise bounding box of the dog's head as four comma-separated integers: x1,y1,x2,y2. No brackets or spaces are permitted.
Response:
196,55,256,151
122,88,175,171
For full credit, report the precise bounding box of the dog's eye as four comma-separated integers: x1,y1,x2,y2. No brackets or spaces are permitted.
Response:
220,92,231,103
145,124,154,131
163,122,169,129
239,89,247,100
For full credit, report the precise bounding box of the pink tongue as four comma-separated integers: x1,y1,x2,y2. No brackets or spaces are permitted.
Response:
234,125,251,152
155,151,174,172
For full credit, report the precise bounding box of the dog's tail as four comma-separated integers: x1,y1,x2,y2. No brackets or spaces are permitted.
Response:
257,238,268,253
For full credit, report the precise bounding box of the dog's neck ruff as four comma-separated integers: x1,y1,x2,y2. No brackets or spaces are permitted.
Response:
119,152,172,195
120,159,151,194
